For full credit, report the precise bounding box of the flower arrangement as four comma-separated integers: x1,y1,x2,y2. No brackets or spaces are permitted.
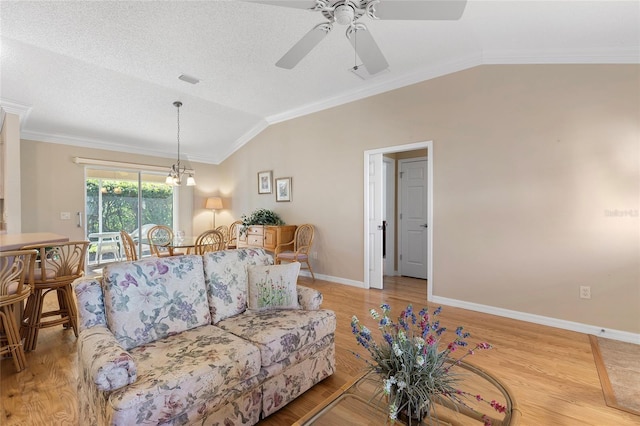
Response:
351,303,506,425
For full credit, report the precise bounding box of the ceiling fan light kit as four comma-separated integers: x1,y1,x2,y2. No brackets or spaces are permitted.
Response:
334,4,355,25
259,0,467,75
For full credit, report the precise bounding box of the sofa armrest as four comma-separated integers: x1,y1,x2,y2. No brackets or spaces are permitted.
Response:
73,276,107,332
78,326,137,392
297,285,323,310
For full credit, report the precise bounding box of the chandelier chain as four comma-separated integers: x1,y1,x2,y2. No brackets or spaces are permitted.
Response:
176,102,181,168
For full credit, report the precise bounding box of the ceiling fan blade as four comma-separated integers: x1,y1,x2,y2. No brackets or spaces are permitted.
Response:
246,1,320,11
276,23,333,69
370,0,467,20
347,24,389,75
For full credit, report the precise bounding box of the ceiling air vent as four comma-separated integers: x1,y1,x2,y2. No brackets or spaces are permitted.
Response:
178,74,200,85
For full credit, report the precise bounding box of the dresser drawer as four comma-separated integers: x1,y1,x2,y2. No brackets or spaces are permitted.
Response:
247,226,264,236
247,235,264,246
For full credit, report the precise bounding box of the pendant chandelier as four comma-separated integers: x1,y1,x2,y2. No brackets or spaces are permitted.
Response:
166,101,196,186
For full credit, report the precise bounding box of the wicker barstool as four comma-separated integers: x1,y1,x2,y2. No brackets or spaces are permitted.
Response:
0,249,37,371
20,241,89,351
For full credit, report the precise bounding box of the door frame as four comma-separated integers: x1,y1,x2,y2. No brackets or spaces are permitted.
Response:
363,140,433,296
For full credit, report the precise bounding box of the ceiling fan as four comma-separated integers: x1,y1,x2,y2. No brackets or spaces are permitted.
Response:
251,0,467,75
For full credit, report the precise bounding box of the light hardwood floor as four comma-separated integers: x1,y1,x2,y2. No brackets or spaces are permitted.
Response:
1,276,638,425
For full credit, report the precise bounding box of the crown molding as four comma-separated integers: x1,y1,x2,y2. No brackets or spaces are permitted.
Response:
266,52,483,125
20,129,180,161
0,99,33,131
265,47,639,127
482,47,640,64
214,118,270,165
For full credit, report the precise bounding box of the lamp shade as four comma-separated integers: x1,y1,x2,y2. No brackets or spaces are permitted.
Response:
205,197,223,210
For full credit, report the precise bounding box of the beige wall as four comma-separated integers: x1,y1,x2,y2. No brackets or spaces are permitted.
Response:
20,142,205,240
219,64,640,333
19,64,639,333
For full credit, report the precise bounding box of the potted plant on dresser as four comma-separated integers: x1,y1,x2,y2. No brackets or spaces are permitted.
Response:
238,209,296,252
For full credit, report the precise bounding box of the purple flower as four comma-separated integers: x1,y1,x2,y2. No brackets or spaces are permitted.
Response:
120,273,138,288
156,261,169,274
383,333,393,345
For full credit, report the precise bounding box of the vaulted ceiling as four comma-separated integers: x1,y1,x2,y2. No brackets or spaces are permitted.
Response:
1,1,638,164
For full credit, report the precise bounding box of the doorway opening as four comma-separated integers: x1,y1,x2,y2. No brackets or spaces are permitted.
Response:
363,141,433,299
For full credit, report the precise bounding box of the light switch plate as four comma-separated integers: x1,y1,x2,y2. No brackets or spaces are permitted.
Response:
60,212,71,220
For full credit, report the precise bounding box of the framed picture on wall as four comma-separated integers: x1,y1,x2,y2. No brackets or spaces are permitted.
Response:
275,177,292,202
258,171,272,194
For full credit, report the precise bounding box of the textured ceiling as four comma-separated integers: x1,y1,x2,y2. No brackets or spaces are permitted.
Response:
1,1,638,165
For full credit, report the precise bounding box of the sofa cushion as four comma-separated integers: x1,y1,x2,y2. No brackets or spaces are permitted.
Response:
102,255,210,350
247,262,301,311
217,309,336,367
108,325,262,424
202,248,273,323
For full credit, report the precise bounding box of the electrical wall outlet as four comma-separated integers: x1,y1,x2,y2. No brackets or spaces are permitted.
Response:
60,212,71,220
312,252,318,260
579,286,591,299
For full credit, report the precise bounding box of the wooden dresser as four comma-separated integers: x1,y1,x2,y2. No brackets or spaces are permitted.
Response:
237,225,296,252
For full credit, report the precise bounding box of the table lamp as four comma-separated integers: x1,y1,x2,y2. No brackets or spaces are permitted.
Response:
205,197,223,228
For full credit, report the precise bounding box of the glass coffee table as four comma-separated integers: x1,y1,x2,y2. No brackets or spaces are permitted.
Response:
293,361,521,425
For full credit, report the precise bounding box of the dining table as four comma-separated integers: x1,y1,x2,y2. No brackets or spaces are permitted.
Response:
0,232,69,252
166,236,198,255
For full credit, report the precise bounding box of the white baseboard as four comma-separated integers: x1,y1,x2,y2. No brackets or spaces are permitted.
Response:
431,295,640,345
298,270,365,288
299,271,640,344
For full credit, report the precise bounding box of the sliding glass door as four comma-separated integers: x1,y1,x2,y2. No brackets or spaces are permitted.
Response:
85,168,174,265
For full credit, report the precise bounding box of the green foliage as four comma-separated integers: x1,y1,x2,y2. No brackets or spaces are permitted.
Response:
240,208,285,235
86,179,174,234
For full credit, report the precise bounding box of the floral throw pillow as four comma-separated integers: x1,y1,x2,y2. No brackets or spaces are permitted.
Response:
247,262,301,311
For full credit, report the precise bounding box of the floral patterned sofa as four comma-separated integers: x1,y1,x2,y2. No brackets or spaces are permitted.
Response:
73,248,336,425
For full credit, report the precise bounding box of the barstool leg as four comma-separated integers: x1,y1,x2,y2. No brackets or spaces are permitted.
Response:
21,288,44,352
62,285,79,337
1,305,28,371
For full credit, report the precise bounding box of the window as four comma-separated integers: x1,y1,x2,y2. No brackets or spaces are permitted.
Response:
85,168,175,263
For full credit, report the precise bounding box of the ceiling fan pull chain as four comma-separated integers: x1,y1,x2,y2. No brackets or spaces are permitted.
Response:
353,25,358,70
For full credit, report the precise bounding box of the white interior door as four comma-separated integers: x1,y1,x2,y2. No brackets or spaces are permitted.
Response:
367,153,384,289
400,158,428,279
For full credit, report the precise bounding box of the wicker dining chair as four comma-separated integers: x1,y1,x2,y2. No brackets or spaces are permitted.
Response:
20,241,89,351
274,224,315,281
215,225,230,248
193,230,225,255
147,225,178,257
119,230,138,261
0,249,37,372
227,220,242,249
